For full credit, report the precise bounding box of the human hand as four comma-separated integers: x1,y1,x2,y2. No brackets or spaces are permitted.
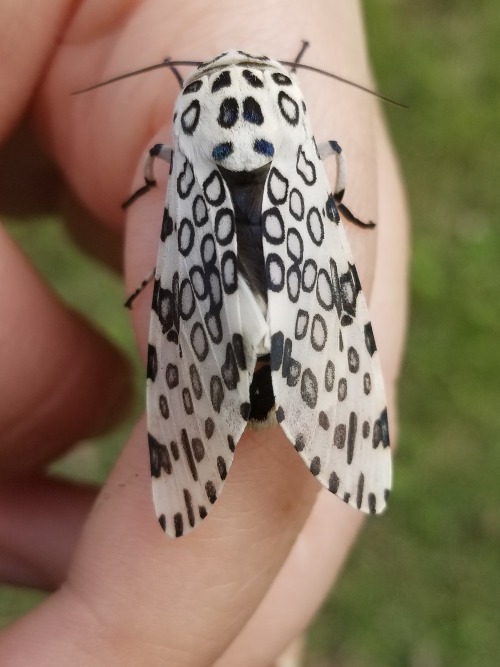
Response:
0,1,408,665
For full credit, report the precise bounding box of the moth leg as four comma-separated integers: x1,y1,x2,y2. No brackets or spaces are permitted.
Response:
122,144,173,209
125,268,156,309
291,40,310,72
318,140,375,229
163,58,184,87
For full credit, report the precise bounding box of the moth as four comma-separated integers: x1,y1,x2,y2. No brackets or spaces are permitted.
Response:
100,45,393,537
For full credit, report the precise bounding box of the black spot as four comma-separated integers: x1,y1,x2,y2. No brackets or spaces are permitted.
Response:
184,489,195,527
177,158,195,199
295,309,309,340
310,456,321,476
183,80,203,94
278,91,299,125
340,263,362,317
347,412,358,465
211,70,231,92
203,170,226,206
221,250,238,294
270,331,284,371
190,322,209,361
289,188,305,221
295,434,306,451
286,264,301,303
348,346,360,373
306,207,324,246
199,505,207,519
362,420,370,438
267,168,289,205
338,377,347,401
205,312,223,344
191,438,205,463
179,278,195,320
149,433,172,476
329,471,340,494
296,146,316,185
217,456,228,480
368,493,377,514
158,514,166,531
147,344,158,381
181,100,200,135
181,429,199,481
287,228,304,263
363,372,372,395
227,435,236,452
356,472,365,509
334,424,346,449
159,394,169,419
221,343,240,390
178,218,194,257
341,315,353,326
276,405,285,422
201,234,216,265
189,364,203,400
205,417,215,439
193,195,208,227
326,193,340,222
218,97,239,128
302,258,317,293
316,269,334,311
373,408,390,448
171,441,179,460
210,375,224,412
254,139,274,157
161,209,174,241
272,72,292,86
325,360,335,392
319,411,329,430
311,314,327,351
212,142,234,161
301,368,318,409
262,207,285,245
339,330,344,352
215,207,235,245
384,489,391,503
242,69,264,87
205,480,217,504
232,333,246,370
266,253,285,292
174,513,184,537
190,266,206,300
182,387,194,415
243,96,264,125
166,363,179,389
365,322,377,356
343,493,351,504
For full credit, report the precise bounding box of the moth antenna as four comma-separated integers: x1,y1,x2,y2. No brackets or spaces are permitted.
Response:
279,61,407,108
72,59,202,94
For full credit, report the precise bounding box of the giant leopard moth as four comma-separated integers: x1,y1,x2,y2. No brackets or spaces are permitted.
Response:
95,45,393,537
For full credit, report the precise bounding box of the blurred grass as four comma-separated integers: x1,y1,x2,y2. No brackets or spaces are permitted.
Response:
1,1,500,664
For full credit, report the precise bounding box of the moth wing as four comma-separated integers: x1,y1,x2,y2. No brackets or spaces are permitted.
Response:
147,153,268,537
262,139,392,513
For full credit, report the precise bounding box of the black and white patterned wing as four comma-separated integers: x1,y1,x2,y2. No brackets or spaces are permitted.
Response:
262,138,392,513
147,154,268,537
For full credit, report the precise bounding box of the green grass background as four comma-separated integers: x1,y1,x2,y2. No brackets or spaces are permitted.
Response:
2,1,500,665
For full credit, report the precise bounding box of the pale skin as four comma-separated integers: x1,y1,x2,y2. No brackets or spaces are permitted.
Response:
0,1,408,666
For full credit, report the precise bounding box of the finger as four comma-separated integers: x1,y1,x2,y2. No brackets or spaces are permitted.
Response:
0,476,97,589
0,226,132,476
